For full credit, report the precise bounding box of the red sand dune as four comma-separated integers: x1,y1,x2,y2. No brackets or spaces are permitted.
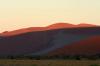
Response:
46,23,75,29
0,23,97,36
77,23,96,27
48,36,100,56
0,27,46,36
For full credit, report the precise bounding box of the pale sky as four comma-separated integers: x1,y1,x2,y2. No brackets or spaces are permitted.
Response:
0,0,100,32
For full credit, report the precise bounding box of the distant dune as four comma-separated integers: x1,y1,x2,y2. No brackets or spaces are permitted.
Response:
0,23,97,36
0,27,100,56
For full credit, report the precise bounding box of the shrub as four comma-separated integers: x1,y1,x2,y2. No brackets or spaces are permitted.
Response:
90,64,99,66
31,64,37,66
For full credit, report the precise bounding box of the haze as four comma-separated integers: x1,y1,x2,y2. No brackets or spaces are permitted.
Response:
0,0,100,32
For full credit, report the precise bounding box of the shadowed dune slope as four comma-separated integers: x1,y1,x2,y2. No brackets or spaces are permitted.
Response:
48,36,100,56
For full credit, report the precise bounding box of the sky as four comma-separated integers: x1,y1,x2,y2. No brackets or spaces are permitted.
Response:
0,0,100,32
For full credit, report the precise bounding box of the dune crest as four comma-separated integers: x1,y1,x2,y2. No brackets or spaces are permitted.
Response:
0,23,97,36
